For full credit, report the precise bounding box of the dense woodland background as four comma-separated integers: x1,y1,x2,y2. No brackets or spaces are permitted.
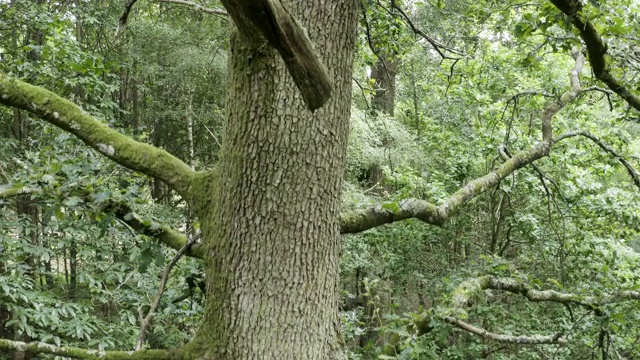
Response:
1,0,640,359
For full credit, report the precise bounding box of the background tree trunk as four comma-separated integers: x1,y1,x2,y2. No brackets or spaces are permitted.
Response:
189,1,358,359
370,58,397,116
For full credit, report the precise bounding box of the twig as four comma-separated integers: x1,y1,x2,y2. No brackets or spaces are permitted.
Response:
551,310,591,360
390,0,465,58
135,234,201,350
541,49,585,142
190,108,222,148
580,86,614,111
352,77,371,110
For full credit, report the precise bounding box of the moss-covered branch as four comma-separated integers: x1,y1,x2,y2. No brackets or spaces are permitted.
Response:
340,198,442,233
340,51,589,234
451,276,640,312
340,142,553,233
442,316,567,345
549,0,640,111
382,312,565,357
0,73,195,197
0,184,39,199
106,199,204,259
387,276,640,351
0,338,179,360
0,182,204,258
441,142,551,217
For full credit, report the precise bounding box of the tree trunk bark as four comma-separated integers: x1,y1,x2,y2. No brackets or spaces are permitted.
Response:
69,240,77,299
131,60,140,134
186,88,194,170
187,1,358,359
410,58,420,136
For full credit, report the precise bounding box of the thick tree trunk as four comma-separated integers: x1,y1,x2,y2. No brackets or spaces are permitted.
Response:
187,1,358,359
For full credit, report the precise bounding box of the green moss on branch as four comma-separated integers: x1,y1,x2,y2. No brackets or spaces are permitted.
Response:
0,73,195,198
0,338,182,360
106,199,205,259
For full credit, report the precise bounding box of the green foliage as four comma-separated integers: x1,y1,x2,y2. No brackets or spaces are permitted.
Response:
0,0,211,356
341,0,640,358
1,0,640,359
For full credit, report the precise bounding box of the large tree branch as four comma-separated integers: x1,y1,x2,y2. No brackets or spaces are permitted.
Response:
341,198,442,233
219,0,332,111
106,199,204,259
340,142,551,233
549,0,640,111
399,275,640,349
382,276,579,354
443,316,567,345
0,73,196,197
0,184,39,199
0,338,177,360
0,183,204,258
341,52,587,234
451,276,640,311
383,313,565,356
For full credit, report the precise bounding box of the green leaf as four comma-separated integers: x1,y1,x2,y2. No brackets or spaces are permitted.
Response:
63,196,83,207
128,313,137,326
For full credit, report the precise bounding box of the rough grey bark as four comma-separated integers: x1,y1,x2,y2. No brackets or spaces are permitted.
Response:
186,1,359,359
